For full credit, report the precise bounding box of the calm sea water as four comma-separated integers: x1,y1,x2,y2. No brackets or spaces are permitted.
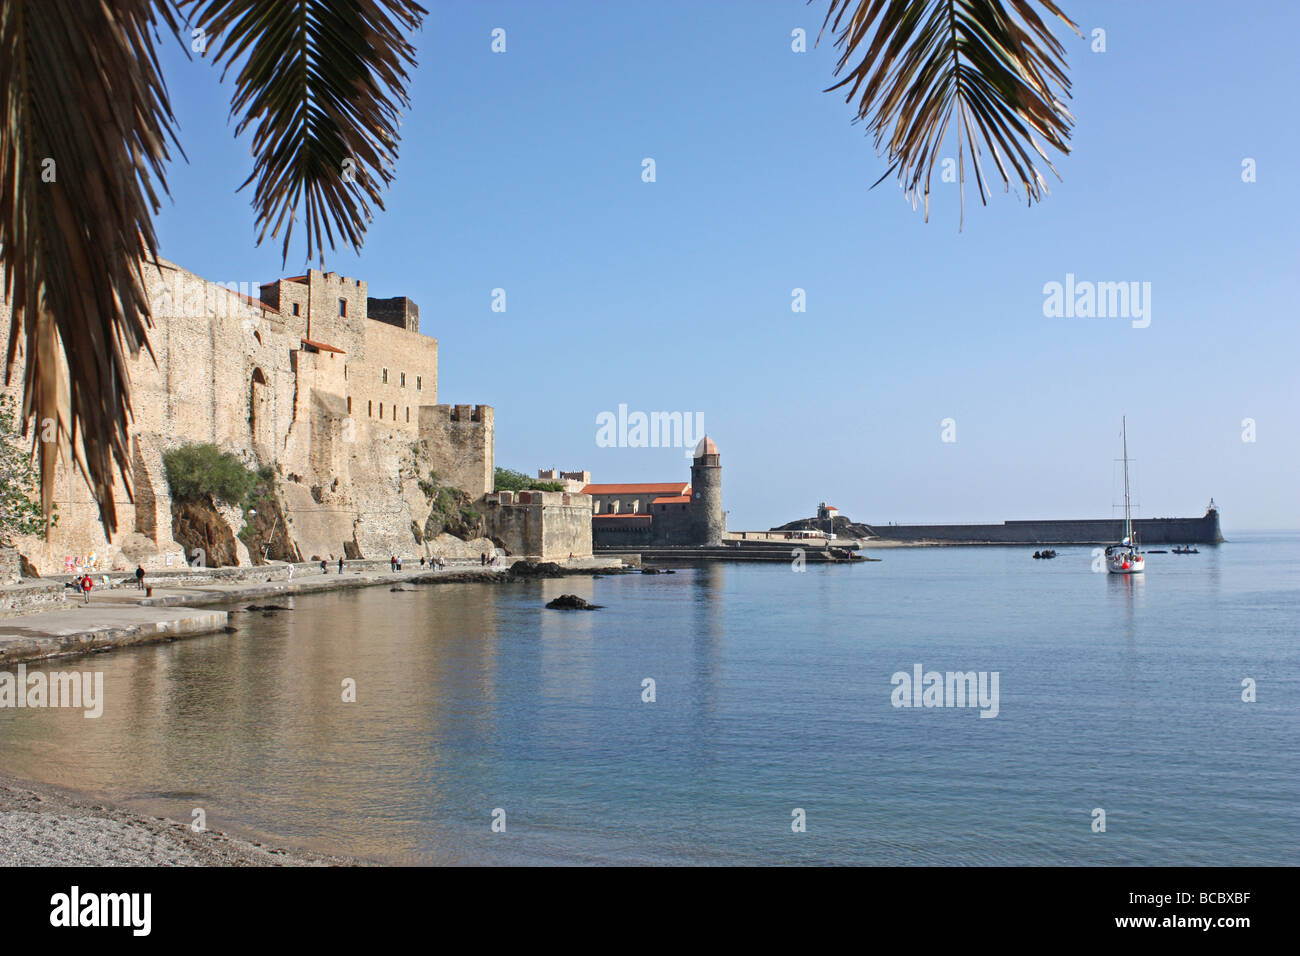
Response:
2,532,1297,865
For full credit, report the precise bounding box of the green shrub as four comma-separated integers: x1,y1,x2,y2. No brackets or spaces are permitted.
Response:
0,394,55,543
494,467,563,493
163,443,262,506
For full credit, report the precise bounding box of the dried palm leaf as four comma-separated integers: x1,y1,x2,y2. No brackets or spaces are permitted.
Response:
181,0,427,265
0,0,182,535
820,0,1079,226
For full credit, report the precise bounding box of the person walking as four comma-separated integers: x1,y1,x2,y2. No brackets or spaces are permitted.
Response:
396,556,402,571
390,555,396,572
79,573,93,604
134,564,145,590
339,557,344,574
288,563,295,581
320,559,327,574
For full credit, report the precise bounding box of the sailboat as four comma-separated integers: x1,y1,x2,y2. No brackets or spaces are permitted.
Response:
1105,417,1145,575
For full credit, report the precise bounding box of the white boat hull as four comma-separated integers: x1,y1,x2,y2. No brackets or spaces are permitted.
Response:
1106,551,1145,574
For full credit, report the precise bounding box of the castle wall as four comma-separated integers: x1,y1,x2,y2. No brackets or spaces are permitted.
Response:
482,491,593,559
358,320,437,430
1,259,487,573
419,405,494,498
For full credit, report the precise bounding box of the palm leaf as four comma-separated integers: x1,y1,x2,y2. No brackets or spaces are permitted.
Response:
180,0,427,265
0,0,182,536
819,0,1079,225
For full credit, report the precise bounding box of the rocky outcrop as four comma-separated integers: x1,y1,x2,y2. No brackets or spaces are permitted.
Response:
545,594,602,610
170,498,240,568
424,533,497,561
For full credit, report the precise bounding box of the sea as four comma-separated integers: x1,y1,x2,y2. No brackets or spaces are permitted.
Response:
1,531,1296,865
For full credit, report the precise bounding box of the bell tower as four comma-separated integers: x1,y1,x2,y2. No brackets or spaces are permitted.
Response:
689,435,724,546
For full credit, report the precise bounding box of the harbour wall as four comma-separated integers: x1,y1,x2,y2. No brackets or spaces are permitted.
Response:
867,512,1223,545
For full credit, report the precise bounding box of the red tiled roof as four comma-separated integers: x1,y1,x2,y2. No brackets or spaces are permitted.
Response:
581,482,689,496
301,338,345,354
652,495,691,504
592,514,651,521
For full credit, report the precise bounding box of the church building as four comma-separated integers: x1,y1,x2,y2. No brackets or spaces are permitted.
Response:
585,437,724,547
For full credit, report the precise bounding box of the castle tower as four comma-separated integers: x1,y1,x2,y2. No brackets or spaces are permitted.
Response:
689,435,724,546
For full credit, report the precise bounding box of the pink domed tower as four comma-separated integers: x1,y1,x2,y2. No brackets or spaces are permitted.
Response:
690,435,724,545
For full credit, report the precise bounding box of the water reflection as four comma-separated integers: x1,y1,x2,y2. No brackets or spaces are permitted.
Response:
1,542,1296,866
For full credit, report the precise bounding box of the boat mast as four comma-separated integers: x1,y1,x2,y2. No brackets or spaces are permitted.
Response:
1121,417,1132,545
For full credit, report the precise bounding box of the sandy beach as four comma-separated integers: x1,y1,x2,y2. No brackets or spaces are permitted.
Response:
0,771,363,866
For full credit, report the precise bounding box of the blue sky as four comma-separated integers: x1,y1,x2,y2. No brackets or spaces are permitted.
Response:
153,1,1299,532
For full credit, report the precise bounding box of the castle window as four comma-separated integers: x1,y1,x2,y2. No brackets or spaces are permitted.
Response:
382,368,388,384
292,302,300,317
380,403,384,418
347,397,352,414
338,298,347,317
416,376,422,391
405,407,410,423
400,372,406,388
368,400,372,417
344,365,348,380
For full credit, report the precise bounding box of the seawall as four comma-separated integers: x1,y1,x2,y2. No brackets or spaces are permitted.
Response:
867,512,1223,545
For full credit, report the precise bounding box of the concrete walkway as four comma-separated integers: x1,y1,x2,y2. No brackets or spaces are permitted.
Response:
0,604,229,666
0,556,628,666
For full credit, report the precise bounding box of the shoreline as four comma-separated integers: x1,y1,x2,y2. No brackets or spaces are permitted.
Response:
0,558,628,667
0,769,366,866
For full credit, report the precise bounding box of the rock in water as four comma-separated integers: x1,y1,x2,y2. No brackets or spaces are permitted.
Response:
545,594,603,610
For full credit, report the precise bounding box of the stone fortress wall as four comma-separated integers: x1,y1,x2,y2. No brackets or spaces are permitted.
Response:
0,259,496,573
481,490,593,560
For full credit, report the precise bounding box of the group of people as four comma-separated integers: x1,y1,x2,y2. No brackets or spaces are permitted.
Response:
67,563,148,605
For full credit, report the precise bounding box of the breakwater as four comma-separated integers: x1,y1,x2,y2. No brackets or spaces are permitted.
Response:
866,511,1223,545
596,541,866,563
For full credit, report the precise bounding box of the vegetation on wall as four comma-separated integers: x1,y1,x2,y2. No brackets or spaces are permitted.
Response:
0,395,56,544
494,467,563,493
163,443,271,508
419,470,482,541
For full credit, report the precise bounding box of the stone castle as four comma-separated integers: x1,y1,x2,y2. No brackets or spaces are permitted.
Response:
0,259,592,573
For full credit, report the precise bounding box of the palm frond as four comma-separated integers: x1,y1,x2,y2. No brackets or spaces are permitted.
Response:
181,0,427,265
0,0,182,536
819,0,1079,225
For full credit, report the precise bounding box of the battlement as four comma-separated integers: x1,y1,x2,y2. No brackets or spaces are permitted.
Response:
431,403,496,424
